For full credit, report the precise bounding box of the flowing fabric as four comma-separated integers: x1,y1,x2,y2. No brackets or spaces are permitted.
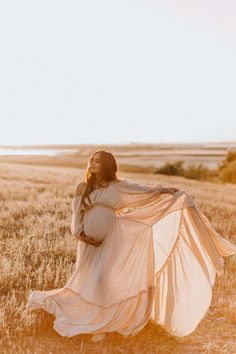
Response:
27,179,236,337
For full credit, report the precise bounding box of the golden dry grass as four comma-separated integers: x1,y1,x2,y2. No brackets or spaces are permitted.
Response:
0,162,235,354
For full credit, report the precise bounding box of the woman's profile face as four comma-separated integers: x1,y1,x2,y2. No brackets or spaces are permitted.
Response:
89,153,102,174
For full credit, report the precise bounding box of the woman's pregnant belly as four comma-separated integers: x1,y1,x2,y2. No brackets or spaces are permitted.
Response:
83,205,116,241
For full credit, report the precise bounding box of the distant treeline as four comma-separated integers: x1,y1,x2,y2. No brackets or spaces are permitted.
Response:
154,150,236,183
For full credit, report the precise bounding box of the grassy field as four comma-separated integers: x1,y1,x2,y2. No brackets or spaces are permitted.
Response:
0,162,235,354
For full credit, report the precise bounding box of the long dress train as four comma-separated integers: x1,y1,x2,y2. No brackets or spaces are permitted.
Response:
27,179,236,337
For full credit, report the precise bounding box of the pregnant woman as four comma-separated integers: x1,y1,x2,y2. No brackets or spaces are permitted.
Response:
27,150,236,342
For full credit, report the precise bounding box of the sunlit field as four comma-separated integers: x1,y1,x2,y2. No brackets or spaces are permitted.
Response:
0,162,235,354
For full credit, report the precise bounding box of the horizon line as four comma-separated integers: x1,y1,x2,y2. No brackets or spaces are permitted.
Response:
1,140,236,148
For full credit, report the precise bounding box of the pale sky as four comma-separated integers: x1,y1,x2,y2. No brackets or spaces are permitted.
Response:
0,0,236,145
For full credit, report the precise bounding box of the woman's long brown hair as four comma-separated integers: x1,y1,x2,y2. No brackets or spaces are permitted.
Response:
80,150,119,210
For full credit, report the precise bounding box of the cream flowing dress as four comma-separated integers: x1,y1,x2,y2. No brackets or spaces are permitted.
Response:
27,179,236,337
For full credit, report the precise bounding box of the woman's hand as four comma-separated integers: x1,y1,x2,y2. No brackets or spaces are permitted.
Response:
77,232,103,247
160,187,180,194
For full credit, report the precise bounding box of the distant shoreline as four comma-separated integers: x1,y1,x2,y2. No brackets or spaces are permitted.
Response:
0,142,236,151
1,142,235,172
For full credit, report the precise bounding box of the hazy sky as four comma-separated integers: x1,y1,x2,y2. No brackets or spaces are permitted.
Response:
0,0,236,145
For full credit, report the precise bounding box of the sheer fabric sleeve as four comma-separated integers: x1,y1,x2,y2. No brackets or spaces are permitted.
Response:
112,179,163,210
110,179,195,225
70,196,84,238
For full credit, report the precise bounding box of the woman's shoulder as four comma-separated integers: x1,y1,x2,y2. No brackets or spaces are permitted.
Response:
74,182,87,197
111,178,129,187
110,178,131,191
113,178,133,186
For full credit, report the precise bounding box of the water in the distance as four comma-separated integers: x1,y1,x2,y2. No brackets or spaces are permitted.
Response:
0,149,75,156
